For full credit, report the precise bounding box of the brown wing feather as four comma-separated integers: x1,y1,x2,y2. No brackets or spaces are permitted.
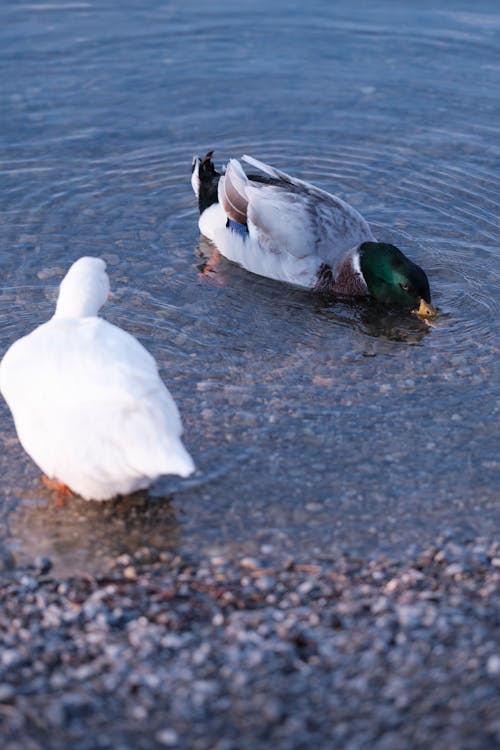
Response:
219,161,248,225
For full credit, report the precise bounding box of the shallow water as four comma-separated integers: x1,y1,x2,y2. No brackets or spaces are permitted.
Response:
0,0,499,575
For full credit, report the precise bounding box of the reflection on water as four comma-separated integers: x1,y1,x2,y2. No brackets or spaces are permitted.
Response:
0,0,499,573
9,489,179,576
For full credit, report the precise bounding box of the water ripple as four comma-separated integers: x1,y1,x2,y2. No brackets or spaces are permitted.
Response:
1,0,499,570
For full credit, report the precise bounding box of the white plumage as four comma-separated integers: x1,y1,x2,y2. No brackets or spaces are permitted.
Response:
0,257,195,501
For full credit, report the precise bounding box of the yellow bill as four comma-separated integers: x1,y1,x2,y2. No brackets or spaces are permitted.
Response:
415,298,437,319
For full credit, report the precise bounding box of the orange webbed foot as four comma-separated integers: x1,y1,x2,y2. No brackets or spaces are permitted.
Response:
197,247,223,282
41,476,74,508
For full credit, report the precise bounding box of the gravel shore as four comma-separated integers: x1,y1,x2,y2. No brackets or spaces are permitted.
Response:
1,538,499,750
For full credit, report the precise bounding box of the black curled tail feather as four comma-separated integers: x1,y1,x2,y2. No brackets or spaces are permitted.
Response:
193,151,220,215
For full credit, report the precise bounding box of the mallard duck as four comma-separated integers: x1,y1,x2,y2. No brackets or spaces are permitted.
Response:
191,152,435,317
0,257,195,501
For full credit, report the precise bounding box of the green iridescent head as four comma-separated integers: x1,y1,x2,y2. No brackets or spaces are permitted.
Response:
359,242,435,316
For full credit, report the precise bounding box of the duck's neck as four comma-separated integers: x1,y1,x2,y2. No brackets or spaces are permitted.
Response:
314,246,368,296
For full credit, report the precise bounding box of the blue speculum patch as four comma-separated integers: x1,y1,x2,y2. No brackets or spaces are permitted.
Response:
227,219,248,237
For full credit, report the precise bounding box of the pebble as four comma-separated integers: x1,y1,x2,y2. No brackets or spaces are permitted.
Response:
395,604,422,628
255,574,276,592
445,563,464,577
486,655,500,676
33,556,52,575
36,266,65,280
0,538,498,749
19,575,37,590
0,549,16,572
156,729,179,746
0,684,15,702
100,253,120,266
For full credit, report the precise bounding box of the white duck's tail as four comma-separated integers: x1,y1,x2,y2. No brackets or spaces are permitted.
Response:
191,155,201,197
164,438,196,478
241,154,291,181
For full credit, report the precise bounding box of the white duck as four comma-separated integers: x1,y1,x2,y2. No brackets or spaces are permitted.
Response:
191,152,435,316
0,257,195,501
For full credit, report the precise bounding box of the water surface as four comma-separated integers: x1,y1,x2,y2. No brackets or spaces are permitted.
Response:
0,0,499,574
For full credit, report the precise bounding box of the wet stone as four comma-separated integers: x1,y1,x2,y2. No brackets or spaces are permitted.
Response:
0,539,498,749
0,549,16,572
156,729,179,746
486,655,500,676
33,556,53,575
254,575,276,592
0,684,15,702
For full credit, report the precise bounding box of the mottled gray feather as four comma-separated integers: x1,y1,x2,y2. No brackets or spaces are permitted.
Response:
240,156,374,267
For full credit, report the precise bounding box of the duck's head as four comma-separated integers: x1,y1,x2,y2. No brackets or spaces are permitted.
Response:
359,242,436,318
54,257,110,319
